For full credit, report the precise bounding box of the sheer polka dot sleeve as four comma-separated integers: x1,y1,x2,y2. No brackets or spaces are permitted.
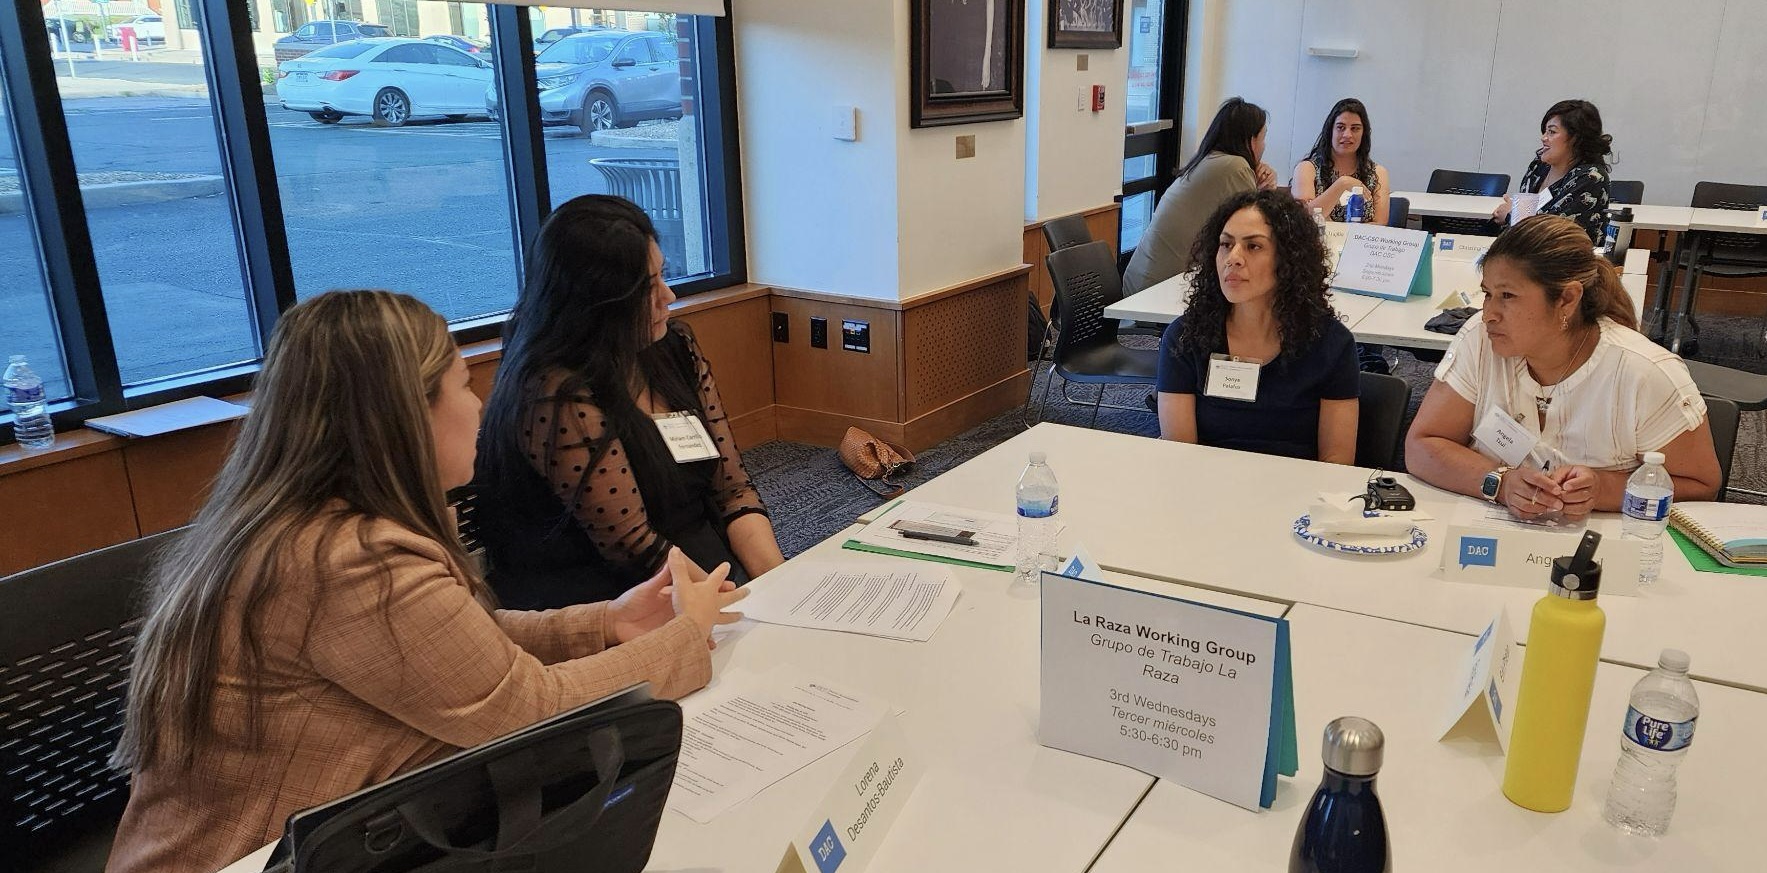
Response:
681,328,770,524
523,379,671,574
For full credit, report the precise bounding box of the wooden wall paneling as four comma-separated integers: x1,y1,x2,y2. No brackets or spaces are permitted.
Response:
0,452,138,577
1084,206,1120,258
770,296,902,426
123,422,238,536
677,295,779,451
1024,225,1054,314
902,273,1029,419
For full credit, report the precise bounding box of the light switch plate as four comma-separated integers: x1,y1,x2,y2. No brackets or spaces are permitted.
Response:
1078,85,1090,111
831,105,857,141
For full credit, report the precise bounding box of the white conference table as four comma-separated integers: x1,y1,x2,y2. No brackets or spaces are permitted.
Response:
1392,190,1698,232
882,423,1767,692
1090,604,1766,873
214,531,1284,873
1105,231,1648,352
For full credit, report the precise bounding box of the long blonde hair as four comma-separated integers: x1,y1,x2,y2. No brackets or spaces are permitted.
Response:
113,290,484,772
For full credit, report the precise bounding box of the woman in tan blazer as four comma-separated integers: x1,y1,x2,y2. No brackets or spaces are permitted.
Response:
106,290,747,873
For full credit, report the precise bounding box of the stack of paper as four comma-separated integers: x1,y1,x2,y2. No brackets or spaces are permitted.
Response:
739,560,960,642
843,501,1033,571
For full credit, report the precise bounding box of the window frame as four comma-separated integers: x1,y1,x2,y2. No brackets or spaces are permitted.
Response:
0,1,746,444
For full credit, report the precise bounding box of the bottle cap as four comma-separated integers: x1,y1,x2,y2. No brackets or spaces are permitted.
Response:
1659,649,1691,673
1550,530,1603,600
1615,206,1634,221
1642,451,1665,466
1320,716,1384,776
1029,451,1047,465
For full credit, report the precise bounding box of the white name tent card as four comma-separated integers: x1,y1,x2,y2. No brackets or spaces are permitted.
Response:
1439,521,1643,596
1439,610,1522,752
776,716,923,873
1039,570,1296,811
1331,224,1433,301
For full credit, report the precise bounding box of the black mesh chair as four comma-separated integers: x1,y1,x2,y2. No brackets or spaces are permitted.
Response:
1,528,185,873
1031,241,1158,428
1387,196,1409,229
1421,169,1508,238
1659,182,1767,356
1355,372,1411,470
1608,180,1645,204
1702,395,1740,501
1041,213,1092,253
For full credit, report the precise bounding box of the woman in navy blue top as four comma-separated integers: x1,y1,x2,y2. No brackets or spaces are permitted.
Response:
1156,189,1361,463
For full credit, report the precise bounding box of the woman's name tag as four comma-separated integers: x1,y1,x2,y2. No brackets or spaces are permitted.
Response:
1472,406,1537,467
654,411,720,463
1204,353,1261,402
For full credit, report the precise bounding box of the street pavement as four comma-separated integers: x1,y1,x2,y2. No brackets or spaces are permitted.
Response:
1,96,679,398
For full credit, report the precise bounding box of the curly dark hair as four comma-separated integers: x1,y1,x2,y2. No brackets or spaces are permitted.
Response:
1177,189,1337,360
1542,99,1613,171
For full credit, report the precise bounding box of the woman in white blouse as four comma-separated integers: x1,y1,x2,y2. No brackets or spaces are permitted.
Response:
1406,215,1721,521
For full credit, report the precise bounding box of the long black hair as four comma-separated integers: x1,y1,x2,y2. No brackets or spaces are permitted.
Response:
478,195,700,524
1178,189,1336,360
1542,99,1613,171
1177,97,1266,178
1305,97,1378,195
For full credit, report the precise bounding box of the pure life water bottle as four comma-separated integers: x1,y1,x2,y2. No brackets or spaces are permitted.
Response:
1621,451,1672,585
1603,648,1699,836
1014,452,1060,584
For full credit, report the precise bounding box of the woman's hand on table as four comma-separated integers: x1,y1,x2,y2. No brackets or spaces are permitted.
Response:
1498,466,1564,520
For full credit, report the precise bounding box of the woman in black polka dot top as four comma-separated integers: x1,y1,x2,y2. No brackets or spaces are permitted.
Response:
474,196,783,609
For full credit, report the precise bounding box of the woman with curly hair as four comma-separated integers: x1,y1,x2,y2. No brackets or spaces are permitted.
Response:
1155,189,1360,463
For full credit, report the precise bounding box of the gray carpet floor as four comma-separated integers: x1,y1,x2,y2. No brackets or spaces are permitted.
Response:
744,313,1767,559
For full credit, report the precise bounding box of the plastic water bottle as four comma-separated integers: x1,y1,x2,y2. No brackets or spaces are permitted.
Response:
1313,207,1328,237
1603,649,1698,836
1621,451,1672,585
4,355,55,450
1346,186,1368,223
1014,451,1060,584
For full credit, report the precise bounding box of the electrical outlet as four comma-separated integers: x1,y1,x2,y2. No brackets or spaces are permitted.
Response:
841,320,870,353
771,311,789,343
809,316,828,349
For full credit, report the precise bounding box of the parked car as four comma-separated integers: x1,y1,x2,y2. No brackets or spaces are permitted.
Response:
532,25,599,55
43,17,95,46
424,34,490,58
273,20,391,63
485,31,681,134
106,14,165,42
278,38,494,127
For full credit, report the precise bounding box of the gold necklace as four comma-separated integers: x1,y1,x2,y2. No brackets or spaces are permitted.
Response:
1535,326,1594,415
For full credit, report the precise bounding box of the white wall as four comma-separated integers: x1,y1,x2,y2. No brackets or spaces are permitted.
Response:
734,0,902,299
1024,1,1131,223
1184,0,1766,205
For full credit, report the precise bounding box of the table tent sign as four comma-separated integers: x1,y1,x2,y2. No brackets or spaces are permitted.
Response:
776,716,923,873
1438,610,1523,752
1332,224,1434,301
1039,567,1296,811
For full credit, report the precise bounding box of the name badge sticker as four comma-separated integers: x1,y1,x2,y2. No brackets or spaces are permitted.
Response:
654,411,720,464
1471,406,1537,468
1204,354,1261,402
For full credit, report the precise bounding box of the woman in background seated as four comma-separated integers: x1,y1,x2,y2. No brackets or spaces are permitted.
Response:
1407,215,1720,520
1491,99,1612,242
1292,97,1390,225
1123,97,1279,295
1156,189,1360,464
108,290,744,873
476,195,783,610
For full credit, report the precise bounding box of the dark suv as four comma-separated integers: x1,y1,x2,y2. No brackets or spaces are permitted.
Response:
274,20,392,63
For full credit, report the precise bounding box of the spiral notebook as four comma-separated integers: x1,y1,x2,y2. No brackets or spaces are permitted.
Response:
1669,502,1767,568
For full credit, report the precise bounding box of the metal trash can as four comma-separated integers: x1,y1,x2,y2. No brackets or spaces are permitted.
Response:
588,157,686,279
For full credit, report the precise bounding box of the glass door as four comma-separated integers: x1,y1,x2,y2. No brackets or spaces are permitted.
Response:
1120,0,1185,259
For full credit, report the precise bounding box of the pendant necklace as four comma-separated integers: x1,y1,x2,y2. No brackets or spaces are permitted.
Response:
1536,326,1593,415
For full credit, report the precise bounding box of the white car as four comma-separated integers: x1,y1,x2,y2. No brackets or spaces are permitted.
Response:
107,14,165,42
277,38,494,127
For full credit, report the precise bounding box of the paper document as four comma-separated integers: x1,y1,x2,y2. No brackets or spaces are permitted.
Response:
84,396,248,438
844,501,1032,570
668,669,887,823
740,560,959,642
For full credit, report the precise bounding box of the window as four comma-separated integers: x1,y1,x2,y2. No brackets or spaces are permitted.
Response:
1119,0,1183,255
0,0,743,443
0,50,71,404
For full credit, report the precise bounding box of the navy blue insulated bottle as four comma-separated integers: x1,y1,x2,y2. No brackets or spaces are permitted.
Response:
1289,717,1391,873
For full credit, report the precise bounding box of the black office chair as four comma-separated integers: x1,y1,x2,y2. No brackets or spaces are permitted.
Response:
1354,372,1411,470
1608,180,1644,205
1685,359,1767,412
1041,213,1092,253
1,528,186,873
1031,241,1159,428
1702,395,1741,501
1421,169,1509,238
1387,196,1409,229
1025,213,1098,422
1658,182,1767,357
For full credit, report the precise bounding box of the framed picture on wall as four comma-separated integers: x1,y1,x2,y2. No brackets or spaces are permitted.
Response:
910,0,1026,128
1047,0,1124,49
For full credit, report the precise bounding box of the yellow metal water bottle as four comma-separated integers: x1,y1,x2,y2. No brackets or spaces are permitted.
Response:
1503,530,1607,812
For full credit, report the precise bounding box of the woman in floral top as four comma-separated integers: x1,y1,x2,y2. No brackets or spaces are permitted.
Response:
1492,99,1612,243
1291,97,1390,225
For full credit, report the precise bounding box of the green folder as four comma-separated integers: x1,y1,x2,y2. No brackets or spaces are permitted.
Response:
843,498,1015,571
1669,528,1767,578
